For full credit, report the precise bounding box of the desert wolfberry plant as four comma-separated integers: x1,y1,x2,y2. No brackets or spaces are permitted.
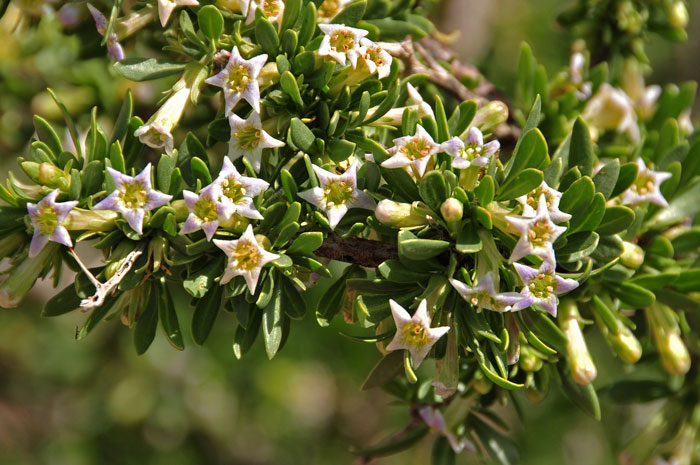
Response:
1,0,699,463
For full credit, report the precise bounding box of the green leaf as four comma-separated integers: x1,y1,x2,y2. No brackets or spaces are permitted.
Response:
611,282,656,308
569,192,605,233
81,160,105,197
472,414,520,465
605,380,673,404
33,115,62,157
47,89,83,160
555,231,599,262
287,231,324,254
363,18,427,40
191,284,223,345
434,96,449,142
673,269,700,292
183,258,222,298
649,180,700,229
449,100,477,138
327,139,356,162
596,206,634,236
629,272,679,291
42,283,81,317
256,17,280,56
198,5,224,40
316,273,348,326
671,227,700,254
505,128,548,178
398,230,450,261
280,0,301,31
560,176,595,214
378,259,429,283
289,118,315,152
497,168,544,200
296,1,316,47
420,171,449,211
456,222,482,253
158,280,184,350
610,162,638,198
134,283,159,355
475,175,494,206
110,89,133,144
514,94,541,152
361,351,404,390
380,165,419,202
280,276,306,319
592,159,620,199
263,283,286,359
190,156,212,185
332,0,366,26
233,303,262,359
113,58,186,82
568,117,594,177
280,71,304,107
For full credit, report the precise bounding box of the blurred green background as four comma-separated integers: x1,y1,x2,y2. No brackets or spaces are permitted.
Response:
1,1,698,463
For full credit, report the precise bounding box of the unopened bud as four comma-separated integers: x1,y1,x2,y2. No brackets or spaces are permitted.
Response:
220,212,249,234
519,345,543,372
669,1,689,29
620,241,645,269
559,299,597,385
375,199,429,228
64,209,118,231
470,100,509,134
38,163,70,190
659,332,691,375
254,234,272,251
20,161,40,180
472,368,492,395
609,325,643,364
440,198,463,223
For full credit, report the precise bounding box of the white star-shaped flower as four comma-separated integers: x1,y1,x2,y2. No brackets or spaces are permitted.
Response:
582,83,640,142
358,39,392,79
513,262,579,316
228,112,285,172
213,224,279,293
506,194,567,265
27,189,78,257
317,23,368,68
380,124,440,177
406,83,435,119
87,3,124,61
157,0,199,27
214,157,269,220
449,272,532,312
180,184,233,241
297,162,375,229
205,47,268,114
385,299,450,368
440,127,500,170
93,164,173,235
516,181,571,223
621,158,672,208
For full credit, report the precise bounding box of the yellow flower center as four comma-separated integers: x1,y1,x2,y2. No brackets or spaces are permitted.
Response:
318,0,341,19
528,220,554,247
233,125,263,150
228,65,251,92
526,186,553,210
330,31,356,53
220,177,247,203
121,182,148,209
36,205,59,235
399,137,433,160
323,180,354,208
631,173,655,196
263,0,281,17
234,240,261,271
401,322,428,347
193,196,219,223
527,272,557,298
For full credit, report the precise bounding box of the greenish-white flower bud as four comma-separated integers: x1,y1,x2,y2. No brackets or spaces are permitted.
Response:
659,332,691,375
609,325,643,364
470,100,508,134
375,199,429,228
440,198,463,223
254,233,272,251
670,1,689,29
559,299,597,385
64,209,118,231
620,241,645,269
519,345,543,372
472,368,492,395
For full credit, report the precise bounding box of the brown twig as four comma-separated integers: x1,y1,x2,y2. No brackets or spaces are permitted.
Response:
314,234,398,268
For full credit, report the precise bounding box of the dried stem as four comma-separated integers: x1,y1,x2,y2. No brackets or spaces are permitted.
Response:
314,234,399,268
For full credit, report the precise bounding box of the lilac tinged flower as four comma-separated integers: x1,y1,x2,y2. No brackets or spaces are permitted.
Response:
516,181,571,223
381,125,440,177
180,184,232,241
385,299,450,368
214,224,279,293
506,194,566,265
440,127,499,169
87,4,124,61
157,0,199,27
134,84,191,154
228,112,285,172
418,407,476,454
317,0,353,23
621,158,672,207
205,47,267,114
450,272,531,312
513,262,579,316
214,157,269,219
297,162,375,229
93,165,172,235
359,39,392,79
26,189,78,257
318,24,368,68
